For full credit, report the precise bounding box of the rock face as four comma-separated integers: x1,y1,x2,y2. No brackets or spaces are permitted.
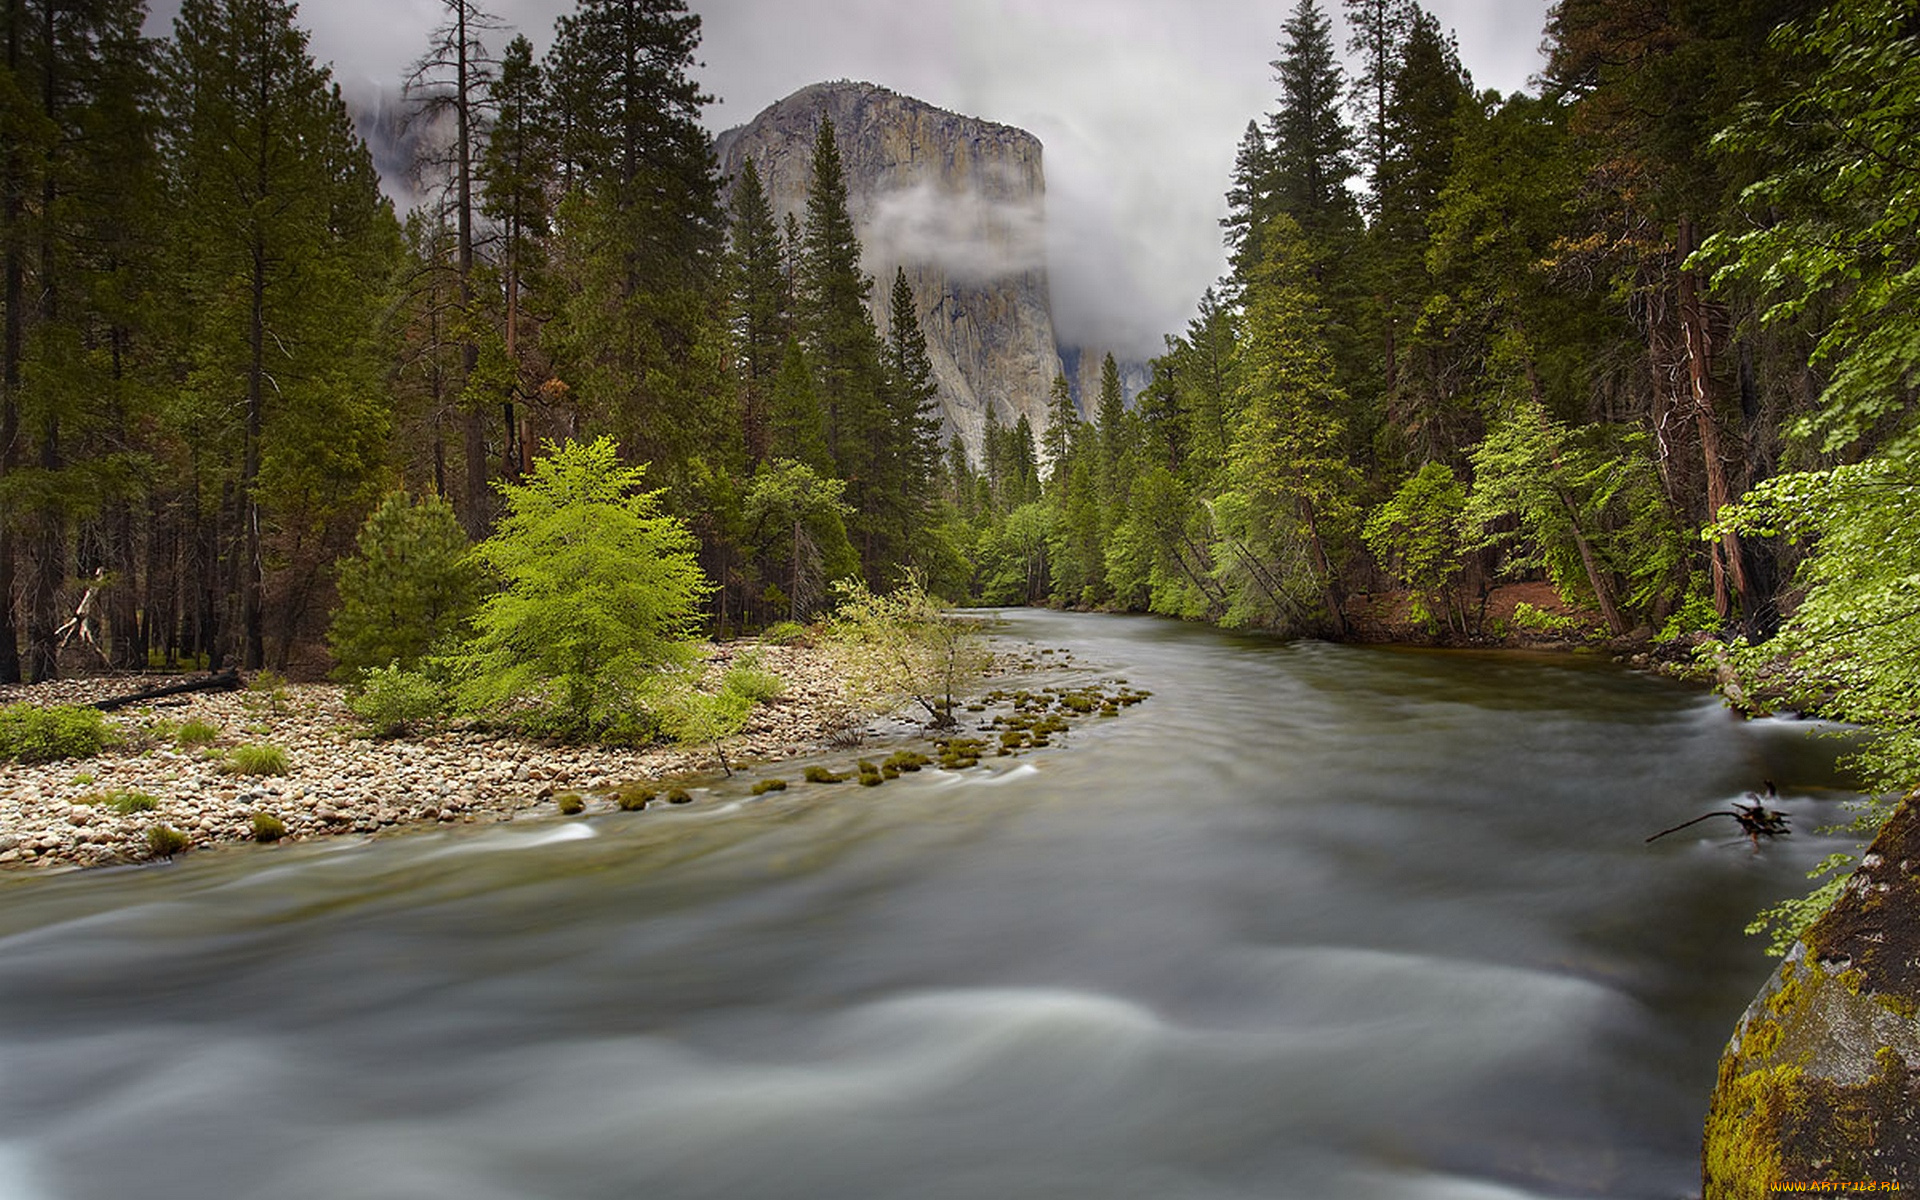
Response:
1703,797,1920,1195
715,81,1065,463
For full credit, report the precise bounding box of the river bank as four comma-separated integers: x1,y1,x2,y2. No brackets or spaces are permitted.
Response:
0,642,901,873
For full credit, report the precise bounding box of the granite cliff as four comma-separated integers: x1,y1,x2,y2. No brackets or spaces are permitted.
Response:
715,81,1067,463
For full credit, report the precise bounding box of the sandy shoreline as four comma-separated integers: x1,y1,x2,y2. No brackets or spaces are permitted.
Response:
0,642,877,873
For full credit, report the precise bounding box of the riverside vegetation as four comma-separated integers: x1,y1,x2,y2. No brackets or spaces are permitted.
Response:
2,0,1919,1076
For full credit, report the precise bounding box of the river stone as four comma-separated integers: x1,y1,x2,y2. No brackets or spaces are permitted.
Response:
1702,794,1920,1195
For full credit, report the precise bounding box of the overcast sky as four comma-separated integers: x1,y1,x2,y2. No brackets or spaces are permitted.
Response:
148,0,1554,357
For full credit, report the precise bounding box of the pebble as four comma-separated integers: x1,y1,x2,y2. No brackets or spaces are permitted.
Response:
0,642,889,872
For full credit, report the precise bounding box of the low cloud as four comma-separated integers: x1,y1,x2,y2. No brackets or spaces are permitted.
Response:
863,180,1049,286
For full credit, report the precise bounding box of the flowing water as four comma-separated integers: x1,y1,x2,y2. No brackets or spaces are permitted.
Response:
0,610,1859,1200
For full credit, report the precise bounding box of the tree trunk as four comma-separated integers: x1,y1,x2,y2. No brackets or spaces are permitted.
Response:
0,0,20,684
1677,216,1748,621
1558,487,1626,637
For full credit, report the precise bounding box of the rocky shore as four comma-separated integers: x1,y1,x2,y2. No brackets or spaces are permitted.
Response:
0,643,868,873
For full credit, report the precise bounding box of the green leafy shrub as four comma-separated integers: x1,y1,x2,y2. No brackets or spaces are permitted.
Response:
176,719,221,748
720,651,784,702
251,812,286,842
0,703,110,763
345,664,447,738
146,824,189,858
826,572,990,729
1510,601,1580,635
224,744,290,776
555,792,585,815
447,438,709,740
761,621,808,646
327,491,481,682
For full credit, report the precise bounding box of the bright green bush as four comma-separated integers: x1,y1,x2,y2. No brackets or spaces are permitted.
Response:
328,491,481,682
345,663,447,738
761,621,808,646
0,703,110,763
447,438,709,741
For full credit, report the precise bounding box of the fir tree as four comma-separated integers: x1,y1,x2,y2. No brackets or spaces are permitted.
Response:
542,0,725,474
404,0,500,537
1269,0,1357,239
164,0,400,669
727,156,788,467
477,33,552,480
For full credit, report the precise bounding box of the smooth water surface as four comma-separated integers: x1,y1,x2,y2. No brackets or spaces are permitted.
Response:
0,611,1857,1199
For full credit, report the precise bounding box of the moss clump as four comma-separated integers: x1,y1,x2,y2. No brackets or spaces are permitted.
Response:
251,812,286,842
859,772,884,787
803,766,846,784
750,778,787,795
614,783,655,811
935,736,985,770
555,791,585,815
146,824,189,858
665,787,693,805
884,751,930,772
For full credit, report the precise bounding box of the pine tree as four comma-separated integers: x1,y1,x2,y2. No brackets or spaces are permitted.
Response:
1226,215,1360,635
542,0,725,474
880,267,943,560
727,156,788,467
767,334,829,473
405,0,499,537
3,0,160,680
1269,0,1357,240
794,117,889,571
1040,372,1080,478
1221,119,1277,284
1342,0,1415,203
164,0,400,669
477,33,551,480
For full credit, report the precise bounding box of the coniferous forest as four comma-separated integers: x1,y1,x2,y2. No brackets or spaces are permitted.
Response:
3,0,1918,830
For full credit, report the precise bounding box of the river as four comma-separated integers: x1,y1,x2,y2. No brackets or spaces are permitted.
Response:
0,610,1857,1199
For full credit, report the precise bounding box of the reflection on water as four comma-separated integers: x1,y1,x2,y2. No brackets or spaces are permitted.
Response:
0,611,1857,1199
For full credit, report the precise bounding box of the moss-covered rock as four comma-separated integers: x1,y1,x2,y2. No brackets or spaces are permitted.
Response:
1703,795,1920,1195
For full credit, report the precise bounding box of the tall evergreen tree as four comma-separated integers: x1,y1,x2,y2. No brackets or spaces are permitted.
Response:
164,0,400,668
1343,0,1416,203
477,32,551,480
542,0,725,474
878,267,943,569
726,156,788,467
794,117,889,571
1269,0,1357,240
404,0,498,537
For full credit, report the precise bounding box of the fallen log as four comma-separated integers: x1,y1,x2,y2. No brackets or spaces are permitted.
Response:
90,669,243,712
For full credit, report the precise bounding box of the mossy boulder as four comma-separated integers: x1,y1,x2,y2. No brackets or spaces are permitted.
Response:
1703,795,1920,1195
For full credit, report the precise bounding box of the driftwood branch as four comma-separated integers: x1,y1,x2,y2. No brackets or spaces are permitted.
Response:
1647,785,1789,845
91,669,244,712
